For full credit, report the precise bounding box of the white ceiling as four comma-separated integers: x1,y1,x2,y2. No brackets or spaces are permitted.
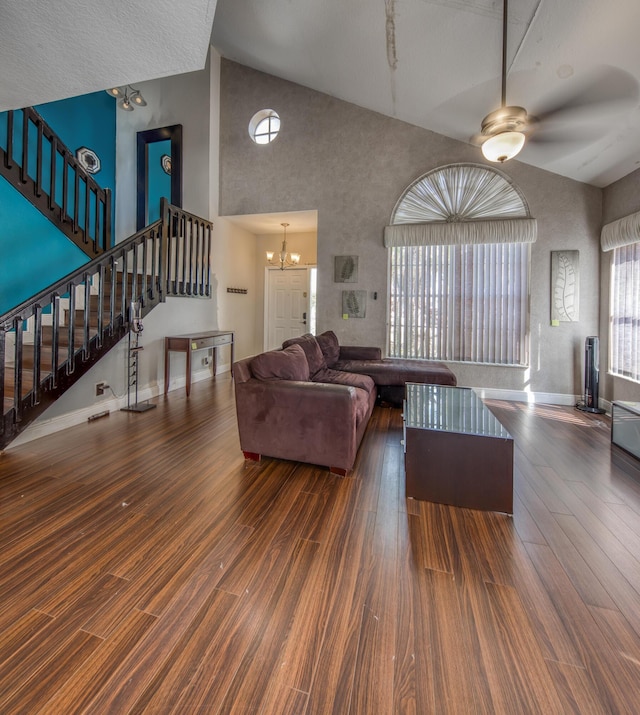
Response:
0,0,217,112
211,0,640,188
223,210,318,235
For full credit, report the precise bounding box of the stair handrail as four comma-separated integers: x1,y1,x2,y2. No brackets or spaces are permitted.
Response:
0,106,112,257
1,220,161,327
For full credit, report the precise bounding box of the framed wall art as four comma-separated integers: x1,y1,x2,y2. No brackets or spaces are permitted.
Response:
342,290,367,318
551,250,579,323
334,255,358,283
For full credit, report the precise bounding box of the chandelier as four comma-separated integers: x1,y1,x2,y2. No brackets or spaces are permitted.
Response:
266,223,301,270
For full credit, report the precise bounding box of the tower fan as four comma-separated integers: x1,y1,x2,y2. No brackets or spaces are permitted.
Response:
576,336,605,414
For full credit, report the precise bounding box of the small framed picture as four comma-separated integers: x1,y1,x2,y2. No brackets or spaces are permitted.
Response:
75,146,101,174
334,255,358,283
342,290,367,318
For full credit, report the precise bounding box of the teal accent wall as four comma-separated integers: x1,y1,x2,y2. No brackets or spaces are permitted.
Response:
0,185,87,313
0,92,116,316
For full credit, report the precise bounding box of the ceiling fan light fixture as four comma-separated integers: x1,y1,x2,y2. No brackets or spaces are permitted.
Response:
481,131,525,163
475,0,530,164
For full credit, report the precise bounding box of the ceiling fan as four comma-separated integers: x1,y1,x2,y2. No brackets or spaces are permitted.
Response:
472,0,639,164
473,0,529,162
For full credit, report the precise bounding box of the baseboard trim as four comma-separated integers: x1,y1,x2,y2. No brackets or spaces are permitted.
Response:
471,387,611,414
470,387,578,405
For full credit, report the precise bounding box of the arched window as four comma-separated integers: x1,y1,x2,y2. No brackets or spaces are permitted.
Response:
385,164,536,365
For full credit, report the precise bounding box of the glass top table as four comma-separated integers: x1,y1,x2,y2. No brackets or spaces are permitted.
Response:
403,383,513,513
404,383,512,440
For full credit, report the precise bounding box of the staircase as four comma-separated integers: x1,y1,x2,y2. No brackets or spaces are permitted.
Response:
1,105,213,450
1,198,212,449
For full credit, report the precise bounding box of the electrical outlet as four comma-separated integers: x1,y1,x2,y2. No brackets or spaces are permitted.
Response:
95,382,106,396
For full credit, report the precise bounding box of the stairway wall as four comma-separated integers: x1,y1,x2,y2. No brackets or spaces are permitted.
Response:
0,181,87,313
0,91,116,314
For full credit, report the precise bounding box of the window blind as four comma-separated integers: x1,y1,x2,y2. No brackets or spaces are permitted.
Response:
610,243,640,382
389,242,529,365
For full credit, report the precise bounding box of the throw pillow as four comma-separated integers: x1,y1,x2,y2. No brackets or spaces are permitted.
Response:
251,344,310,382
316,330,340,368
282,334,327,376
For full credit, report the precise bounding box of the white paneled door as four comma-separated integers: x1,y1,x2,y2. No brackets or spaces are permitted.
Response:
265,268,310,351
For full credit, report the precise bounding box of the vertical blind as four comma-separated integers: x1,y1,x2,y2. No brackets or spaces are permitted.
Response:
611,243,640,382
389,242,529,365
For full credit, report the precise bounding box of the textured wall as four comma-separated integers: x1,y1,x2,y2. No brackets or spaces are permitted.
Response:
600,169,640,403
219,60,602,397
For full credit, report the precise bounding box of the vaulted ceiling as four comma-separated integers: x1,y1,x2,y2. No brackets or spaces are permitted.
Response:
211,0,640,188
2,0,640,188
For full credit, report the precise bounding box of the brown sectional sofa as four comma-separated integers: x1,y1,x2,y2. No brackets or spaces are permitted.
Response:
233,331,456,474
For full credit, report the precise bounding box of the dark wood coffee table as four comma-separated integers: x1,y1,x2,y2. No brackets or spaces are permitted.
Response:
403,383,513,514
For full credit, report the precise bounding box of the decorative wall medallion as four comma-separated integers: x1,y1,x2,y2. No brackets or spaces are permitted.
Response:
342,290,367,318
161,154,172,175
551,250,579,322
334,255,358,283
75,147,101,174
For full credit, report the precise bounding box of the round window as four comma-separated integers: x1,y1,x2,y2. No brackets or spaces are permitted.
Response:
249,109,280,144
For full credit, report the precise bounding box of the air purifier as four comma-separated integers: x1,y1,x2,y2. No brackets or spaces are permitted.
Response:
576,336,606,414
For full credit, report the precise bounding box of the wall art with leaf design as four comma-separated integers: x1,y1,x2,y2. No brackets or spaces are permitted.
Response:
551,250,579,322
334,255,358,283
342,290,367,318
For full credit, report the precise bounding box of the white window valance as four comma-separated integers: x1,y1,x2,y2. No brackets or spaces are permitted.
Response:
385,163,537,247
601,209,640,252
384,218,537,247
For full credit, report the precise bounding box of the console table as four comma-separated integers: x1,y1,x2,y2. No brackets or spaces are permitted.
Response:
403,383,513,513
164,330,234,396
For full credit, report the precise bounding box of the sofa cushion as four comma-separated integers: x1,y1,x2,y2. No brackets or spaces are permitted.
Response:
316,330,340,368
334,358,457,387
313,367,375,394
282,333,327,376
251,344,310,382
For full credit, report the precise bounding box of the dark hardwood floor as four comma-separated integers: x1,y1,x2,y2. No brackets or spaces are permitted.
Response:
1,374,640,713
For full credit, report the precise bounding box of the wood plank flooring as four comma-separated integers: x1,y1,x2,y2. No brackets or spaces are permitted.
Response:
1,375,640,713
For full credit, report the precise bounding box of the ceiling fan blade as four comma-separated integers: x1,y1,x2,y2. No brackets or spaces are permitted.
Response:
527,126,603,146
469,132,489,147
532,65,639,125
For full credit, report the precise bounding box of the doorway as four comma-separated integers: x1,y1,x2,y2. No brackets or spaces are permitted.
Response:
264,267,316,351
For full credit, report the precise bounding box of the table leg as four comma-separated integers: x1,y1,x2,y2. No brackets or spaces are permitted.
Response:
212,347,217,377
164,340,170,395
186,346,192,397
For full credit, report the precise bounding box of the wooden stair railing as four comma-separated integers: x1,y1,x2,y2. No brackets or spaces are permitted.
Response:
0,107,112,258
1,199,212,449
